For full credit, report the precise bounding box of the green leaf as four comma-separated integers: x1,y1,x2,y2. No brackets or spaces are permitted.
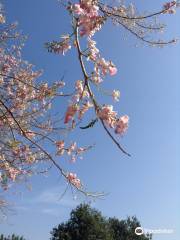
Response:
80,118,98,130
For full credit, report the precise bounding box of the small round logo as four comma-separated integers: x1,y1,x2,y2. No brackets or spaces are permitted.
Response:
135,227,144,236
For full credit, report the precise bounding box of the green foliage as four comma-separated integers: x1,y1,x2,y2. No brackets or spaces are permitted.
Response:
108,217,152,240
80,118,98,129
51,204,112,240
50,204,152,240
0,234,26,240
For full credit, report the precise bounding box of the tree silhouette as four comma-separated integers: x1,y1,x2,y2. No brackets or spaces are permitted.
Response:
51,204,152,240
0,234,26,240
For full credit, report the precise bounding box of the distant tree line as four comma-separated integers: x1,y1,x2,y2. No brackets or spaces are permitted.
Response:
1,204,153,240
0,234,25,240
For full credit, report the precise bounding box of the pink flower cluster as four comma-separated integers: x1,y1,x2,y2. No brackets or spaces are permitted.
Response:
72,1,103,36
87,40,118,84
0,159,22,184
56,140,87,163
8,167,21,181
64,104,79,124
115,115,129,135
91,58,117,84
78,101,93,119
87,38,99,61
163,1,177,13
67,142,77,156
73,80,89,102
98,105,117,128
96,58,117,76
12,145,36,163
0,15,69,192
67,172,81,188
56,140,65,155
98,105,129,135
64,80,92,124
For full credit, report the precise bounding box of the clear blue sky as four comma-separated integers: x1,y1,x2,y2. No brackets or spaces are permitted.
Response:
1,1,180,240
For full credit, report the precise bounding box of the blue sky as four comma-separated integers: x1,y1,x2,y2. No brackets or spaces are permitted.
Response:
0,0,180,240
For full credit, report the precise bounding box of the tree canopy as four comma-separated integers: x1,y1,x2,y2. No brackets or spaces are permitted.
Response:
51,204,152,240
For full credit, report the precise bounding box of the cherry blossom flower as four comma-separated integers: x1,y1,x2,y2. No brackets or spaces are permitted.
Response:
78,101,93,119
75,80,84,94
98,105,117,128
8,168,21,182
64,104,79,123
71,0,102,37
73,4,84,15
72,80,89,102
163,1,177,13
115,115,129,135
96,58,117,76
91,69,103,84
67,142,77,155
79,16,103,37
56,140,65,155
109,66,117,76
25,131,35,139
67,172,81,188
87,38,99,61
77,147,86,154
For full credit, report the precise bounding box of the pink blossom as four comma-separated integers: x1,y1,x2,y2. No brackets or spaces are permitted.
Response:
73,80,89,102
76,3,102,37
96,59,117,76
56,141,64,149
98,105,117,128
78,101,93,119
109,66,117,76
72,94,81,103
8,168,20,181
73,4,84,15
79,16,102,37
56,140,65,155
115,115,129,135
87,38,99,61
91,69,103,84
75,80,83,94
25,131,35,139
77,147,86,154
163,1,176,13
67,142,77,155
64,104,78,123
67,172,81,188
